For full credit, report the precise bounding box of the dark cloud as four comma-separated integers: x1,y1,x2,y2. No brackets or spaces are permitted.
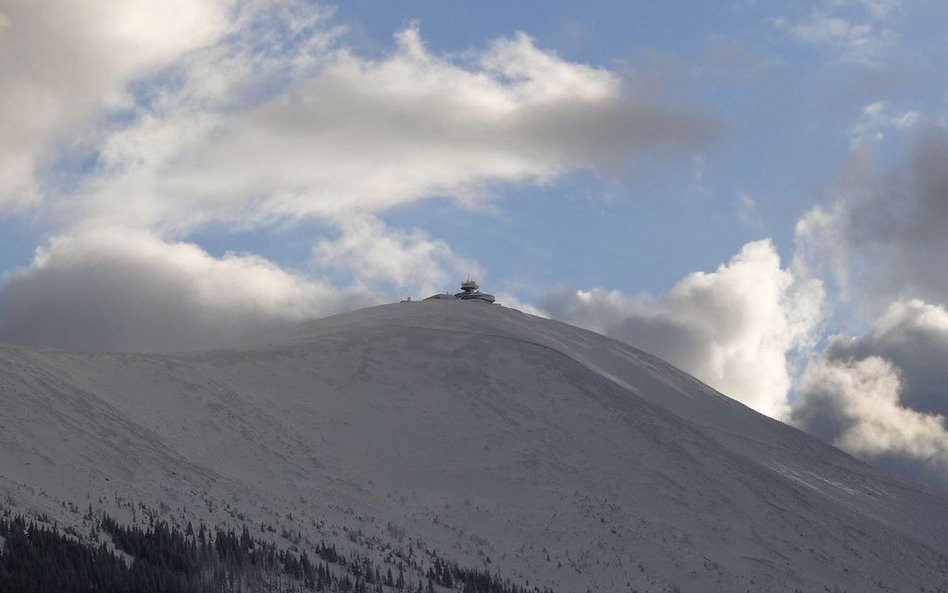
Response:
797,126,948,308
825,299,948,416
0,229,372,352
792,300,948,488
790,120,948,489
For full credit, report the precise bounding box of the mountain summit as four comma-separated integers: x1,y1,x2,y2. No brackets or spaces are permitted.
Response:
2,300,947,592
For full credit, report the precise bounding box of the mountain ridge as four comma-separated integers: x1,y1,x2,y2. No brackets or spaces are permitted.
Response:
2,300,947,592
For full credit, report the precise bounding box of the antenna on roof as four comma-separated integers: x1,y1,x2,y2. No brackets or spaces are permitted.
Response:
422,278,495,304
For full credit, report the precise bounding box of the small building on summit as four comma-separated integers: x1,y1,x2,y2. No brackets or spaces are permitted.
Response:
424,279,496,304
454,279,496,303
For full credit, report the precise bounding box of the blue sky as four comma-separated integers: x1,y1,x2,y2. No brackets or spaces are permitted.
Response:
2,0,948,486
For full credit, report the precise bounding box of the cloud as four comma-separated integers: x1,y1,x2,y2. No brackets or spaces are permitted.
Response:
0,3,718,351
0,0,233,211
850,101,924,146
789,118,948,487
789,14,874,48
823,299,948,417
54,23,716,233
830,0,901,20
775,2,897,65
792,301,948,486
0,228,373,352
736,191,764,229
542,240,824,418
313,215,481,298
796,125,948,310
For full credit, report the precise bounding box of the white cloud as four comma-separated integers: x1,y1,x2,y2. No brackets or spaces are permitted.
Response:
542,287,653,337
788,116,948,487
0,0,234,211
52,22,715,233
0,2,721,355
491,292,549,317
736,191,764,229
792,299,948,487
0,228,373,352
789,14,873,47
0,3,719,352
830,0,901,20
313,215,481,298
823,299,948,417
794,355,948,488
850,101,924,146
775,3,896,65
543,240,824,419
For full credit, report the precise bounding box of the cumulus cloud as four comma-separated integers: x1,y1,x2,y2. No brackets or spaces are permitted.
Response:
822,299,948,418
796,126,948,310
0,2,718,351
543,240,824,418
56,23,715,232
313,215,481,298
0,0,233,210
788,114,948,487
792,301,948,487
0,229,374,352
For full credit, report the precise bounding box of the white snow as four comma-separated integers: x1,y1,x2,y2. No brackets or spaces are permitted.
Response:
1,300,947,592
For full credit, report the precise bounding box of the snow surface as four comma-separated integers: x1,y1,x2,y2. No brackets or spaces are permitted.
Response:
1,300,947,592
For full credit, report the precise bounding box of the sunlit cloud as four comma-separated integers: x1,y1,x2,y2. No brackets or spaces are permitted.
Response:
542,240,825,419
0,1,716,353
0,0,235,211
59,24,715,233
793,299,948,487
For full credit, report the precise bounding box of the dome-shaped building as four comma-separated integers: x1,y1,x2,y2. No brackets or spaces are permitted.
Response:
423,279,496,304
454,279,495,303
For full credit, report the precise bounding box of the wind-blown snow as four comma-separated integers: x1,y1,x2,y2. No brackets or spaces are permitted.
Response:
1,301,947,592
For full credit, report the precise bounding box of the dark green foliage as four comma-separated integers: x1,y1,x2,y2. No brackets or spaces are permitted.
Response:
0,514,300,593
426,553,554,593
0,515,129,593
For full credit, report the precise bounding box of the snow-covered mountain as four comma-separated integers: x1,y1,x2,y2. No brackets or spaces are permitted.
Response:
2,300,947,592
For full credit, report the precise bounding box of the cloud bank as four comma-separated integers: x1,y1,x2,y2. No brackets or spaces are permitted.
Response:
0,2,715,353
543,240,824,419
788,124,948,488
313,215,480,298
793,300,948,487
2,0,944,491
0,0,233,210
67,24,716,232
797,127,948,310
0,229,373,352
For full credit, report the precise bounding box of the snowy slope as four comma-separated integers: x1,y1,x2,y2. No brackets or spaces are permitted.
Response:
1,300,947,592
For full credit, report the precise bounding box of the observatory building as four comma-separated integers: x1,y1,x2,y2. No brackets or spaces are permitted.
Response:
424,279,496,304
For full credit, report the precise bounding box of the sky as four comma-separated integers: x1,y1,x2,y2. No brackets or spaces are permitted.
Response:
2,0,948,487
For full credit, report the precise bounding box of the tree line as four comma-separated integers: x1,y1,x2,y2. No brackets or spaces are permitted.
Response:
0,510,554,593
